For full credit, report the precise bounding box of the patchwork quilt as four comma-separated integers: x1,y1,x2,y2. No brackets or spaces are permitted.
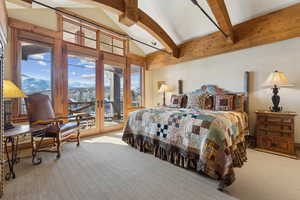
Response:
122,107,249,188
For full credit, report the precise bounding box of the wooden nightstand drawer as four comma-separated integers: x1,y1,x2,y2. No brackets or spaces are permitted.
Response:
255,111,297,159
257,135,293,154
271,137,293,154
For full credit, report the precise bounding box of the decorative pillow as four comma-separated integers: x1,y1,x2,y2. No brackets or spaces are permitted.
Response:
199,93,214,110
214,94,234,111
169,94,183,108
186,93,201,109
181,95,188,108
186,93,214,110
233,94,245,112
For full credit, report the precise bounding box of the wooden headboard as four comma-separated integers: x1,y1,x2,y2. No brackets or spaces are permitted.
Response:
181,71,250,113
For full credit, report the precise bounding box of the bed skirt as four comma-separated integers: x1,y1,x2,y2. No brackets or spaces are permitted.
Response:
122,133,247,189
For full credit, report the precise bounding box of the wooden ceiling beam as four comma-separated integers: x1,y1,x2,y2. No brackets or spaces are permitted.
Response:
119,0,138,26
207,0,234,43
146,3,300,69
137,10,179,58
90,0,179,57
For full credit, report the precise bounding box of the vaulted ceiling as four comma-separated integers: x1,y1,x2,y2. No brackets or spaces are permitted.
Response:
6,0,300,55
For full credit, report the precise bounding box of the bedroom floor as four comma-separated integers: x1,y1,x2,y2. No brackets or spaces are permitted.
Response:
3,132,300,200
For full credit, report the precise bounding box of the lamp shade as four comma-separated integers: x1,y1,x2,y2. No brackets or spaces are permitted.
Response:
158,84,169,93
3,80,27,98
263,71,294,87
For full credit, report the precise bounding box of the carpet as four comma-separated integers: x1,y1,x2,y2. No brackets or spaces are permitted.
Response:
3,132,237,200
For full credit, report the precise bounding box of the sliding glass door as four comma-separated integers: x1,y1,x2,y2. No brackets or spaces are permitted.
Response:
103,63,124,129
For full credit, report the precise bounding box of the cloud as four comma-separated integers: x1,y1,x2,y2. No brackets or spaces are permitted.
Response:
81,74,95,79
84,65,96,69
38,61,47,66
71,72,77,76
30,54,45,60
41,69,50,73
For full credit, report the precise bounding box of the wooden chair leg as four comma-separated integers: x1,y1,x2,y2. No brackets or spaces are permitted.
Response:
76,129,80,147
56,134,61,159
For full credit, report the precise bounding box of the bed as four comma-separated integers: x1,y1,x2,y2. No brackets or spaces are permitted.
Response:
122,73,250,189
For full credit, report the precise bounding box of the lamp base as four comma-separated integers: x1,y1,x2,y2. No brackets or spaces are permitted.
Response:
270,85,282,112
269,106,282,112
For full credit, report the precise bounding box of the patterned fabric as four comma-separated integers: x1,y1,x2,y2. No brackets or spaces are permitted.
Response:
187,93,214,110
199,94,214,110
233,94,245,112
122,107,249,188
180,95,188,108
215,95,234,111
186,93,201,109
169,94,183,108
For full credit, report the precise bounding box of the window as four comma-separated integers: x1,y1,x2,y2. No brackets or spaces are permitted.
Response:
104,64,124,126
20,42,53,113
130,64,143,107
67,54,97,129
63,18,97,49
100,33,125,56
61,15,126,56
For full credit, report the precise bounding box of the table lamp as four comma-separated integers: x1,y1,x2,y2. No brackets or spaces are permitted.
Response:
263,70,293,112
158,83,169,107
3,80,27,130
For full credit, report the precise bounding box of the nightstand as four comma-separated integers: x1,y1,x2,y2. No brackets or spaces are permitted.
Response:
255,111,297,159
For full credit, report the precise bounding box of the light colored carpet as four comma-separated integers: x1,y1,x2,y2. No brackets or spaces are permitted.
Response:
3,132,300,200
3,132,237,200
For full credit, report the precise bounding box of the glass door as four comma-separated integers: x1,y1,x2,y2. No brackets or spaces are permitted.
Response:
102,63,124,129
67,54,98,132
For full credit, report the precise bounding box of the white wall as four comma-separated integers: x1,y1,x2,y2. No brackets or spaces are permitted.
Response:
147,37,300,142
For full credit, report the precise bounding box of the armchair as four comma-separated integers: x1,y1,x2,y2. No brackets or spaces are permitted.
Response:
25,93,81,158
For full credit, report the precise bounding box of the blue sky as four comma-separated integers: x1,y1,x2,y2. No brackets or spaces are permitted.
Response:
22,52,141,90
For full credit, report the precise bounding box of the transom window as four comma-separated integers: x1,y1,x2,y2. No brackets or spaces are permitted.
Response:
62,16,126,56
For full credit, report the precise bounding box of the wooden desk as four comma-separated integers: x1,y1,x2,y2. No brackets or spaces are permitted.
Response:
4,125,48,180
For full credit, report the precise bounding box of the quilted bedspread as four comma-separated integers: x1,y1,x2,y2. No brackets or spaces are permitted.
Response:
122,107,249,188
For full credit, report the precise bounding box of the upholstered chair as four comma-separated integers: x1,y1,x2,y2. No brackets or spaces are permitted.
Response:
25,93,81,158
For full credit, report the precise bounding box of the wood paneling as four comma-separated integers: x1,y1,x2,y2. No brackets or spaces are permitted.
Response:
146,3,300,69
207,0,234,43
9,18,61,39
119,0,138,26
127,53,146,66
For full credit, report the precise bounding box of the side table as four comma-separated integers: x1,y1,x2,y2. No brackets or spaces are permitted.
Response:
4,125,48,180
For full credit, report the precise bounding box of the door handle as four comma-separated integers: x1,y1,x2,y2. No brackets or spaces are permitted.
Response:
97,100,104,108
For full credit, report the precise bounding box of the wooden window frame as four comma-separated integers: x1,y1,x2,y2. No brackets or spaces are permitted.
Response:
127,54,146,112
60,14,127,57
9,17,146,134
10,28,56,121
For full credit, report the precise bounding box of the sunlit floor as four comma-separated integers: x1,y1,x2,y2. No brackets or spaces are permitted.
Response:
3,132,300,200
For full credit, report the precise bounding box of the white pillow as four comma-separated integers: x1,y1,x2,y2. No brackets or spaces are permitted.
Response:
186,93,201,109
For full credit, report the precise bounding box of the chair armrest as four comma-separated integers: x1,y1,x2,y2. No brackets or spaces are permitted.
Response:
56,115,82,126
32,119,63,126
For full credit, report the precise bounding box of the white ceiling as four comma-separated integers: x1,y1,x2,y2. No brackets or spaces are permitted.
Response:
6,0,300,54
